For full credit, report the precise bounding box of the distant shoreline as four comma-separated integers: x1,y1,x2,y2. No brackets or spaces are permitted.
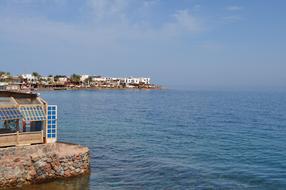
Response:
35,86,162,92
1,72,161,92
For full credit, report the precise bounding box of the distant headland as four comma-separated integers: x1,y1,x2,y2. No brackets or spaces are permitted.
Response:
0,72,161,91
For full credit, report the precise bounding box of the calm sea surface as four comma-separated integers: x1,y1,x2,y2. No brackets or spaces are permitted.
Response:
21,90,286,190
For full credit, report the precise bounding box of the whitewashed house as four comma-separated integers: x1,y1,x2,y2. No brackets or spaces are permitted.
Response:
0,82,8,90
123,77,151,85
91,76,107,82
80,75,89,82
56,76,68,83
21,74,37,84
6,84,21,91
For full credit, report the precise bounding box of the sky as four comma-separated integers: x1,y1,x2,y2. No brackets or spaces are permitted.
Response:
0,0,286,89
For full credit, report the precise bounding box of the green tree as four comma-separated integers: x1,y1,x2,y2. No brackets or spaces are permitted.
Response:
84,76,93,85
32,72,41,78
70,74,81,84
0,72,6,79
0,71,10,77
0,71,11,82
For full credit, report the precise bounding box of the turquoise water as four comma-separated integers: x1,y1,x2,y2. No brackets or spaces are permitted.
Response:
28,90,286,189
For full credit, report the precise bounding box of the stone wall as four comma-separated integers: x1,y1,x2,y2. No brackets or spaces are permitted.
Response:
0,143,90,189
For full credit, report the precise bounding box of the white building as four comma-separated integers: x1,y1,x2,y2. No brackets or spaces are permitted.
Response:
21,74,38,84
57,77,68,83
80,75,89,82
91,76,107,82
21,74,37,81
38,76,54,85
0,82,8,90
123,77,150,85
6,84,21,91
0,82,21,91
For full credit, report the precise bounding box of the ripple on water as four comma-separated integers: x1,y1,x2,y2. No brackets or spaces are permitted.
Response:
32,90,286,190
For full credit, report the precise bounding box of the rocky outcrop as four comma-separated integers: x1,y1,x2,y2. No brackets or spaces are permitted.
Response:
0,143,90,189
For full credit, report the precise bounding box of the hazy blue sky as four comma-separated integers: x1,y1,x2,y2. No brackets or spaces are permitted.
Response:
0,0,285,89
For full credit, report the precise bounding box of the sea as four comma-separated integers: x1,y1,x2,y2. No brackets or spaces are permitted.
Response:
21,89,286,190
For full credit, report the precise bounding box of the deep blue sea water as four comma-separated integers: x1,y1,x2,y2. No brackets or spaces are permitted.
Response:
23,90,286,189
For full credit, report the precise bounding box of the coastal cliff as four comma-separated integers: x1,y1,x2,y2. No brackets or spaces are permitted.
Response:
0,143,90,189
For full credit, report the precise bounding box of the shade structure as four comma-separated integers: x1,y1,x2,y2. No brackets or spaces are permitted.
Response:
19,106,46,121
0,107,22,121
0,97,17,107
47,105,57,141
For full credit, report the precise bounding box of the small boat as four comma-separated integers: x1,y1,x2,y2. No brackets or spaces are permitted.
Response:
54,87,67,90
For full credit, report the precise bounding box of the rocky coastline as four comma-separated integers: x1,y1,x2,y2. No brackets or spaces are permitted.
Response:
0,143,90,189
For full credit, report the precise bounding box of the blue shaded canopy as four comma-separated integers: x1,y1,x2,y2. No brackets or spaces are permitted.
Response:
19,106,46,121
0,107,22,121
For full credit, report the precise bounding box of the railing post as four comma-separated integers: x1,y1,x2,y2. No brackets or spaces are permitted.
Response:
16,131,19,145
41,130,44,143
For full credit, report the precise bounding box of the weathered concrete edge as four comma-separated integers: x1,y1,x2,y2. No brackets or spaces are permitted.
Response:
0,142,90,189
